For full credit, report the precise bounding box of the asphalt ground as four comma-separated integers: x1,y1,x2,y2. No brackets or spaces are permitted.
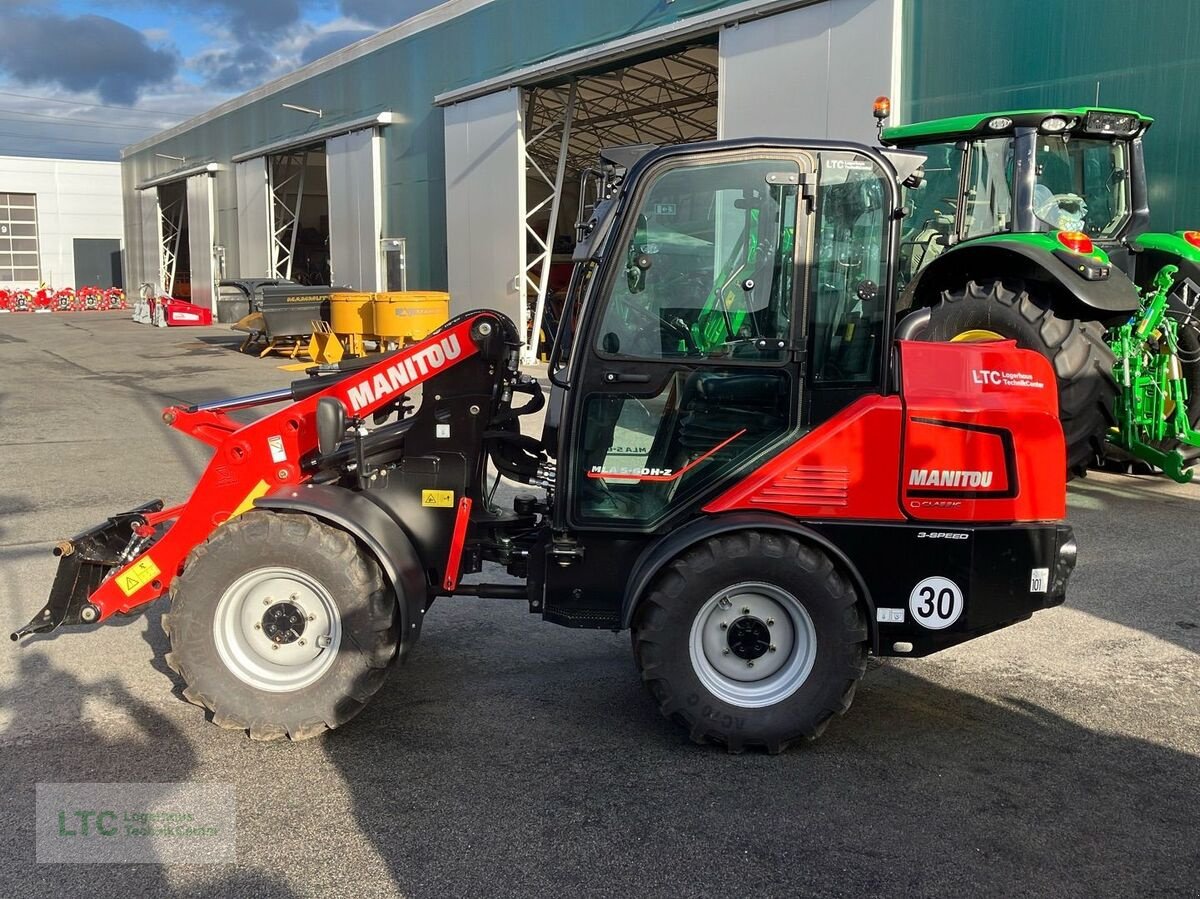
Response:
0,311,1196,898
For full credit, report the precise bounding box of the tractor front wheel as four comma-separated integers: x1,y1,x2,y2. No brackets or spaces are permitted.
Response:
631,531,868,753
163,510,399,740
921,280,1117,476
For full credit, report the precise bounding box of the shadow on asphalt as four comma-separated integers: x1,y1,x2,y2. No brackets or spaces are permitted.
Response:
0,652,299,898
317,611,1199,898
1067,476,1200,652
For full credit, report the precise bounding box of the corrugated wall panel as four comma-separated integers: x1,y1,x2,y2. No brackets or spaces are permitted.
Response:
903,0,1200,231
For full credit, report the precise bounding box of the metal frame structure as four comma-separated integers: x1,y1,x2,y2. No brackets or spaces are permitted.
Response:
518,46,719,363
269,149,311,281
157,185,186,297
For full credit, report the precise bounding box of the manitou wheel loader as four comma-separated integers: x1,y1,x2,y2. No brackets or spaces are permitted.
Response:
13,138,1077,752
879,102,1200,477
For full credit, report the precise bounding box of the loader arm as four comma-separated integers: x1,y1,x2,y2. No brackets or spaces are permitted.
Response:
13,311,515,640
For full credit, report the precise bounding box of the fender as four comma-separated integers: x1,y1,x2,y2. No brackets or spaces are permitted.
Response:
1130,232,1200,291
908,238,1139,317
256,485,429,657
621,511,879,654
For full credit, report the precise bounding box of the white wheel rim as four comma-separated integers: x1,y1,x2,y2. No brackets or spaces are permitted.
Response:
688,581,817,709
212,567,342,693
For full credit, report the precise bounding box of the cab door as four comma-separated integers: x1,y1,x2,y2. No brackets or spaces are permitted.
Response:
561,150,813,533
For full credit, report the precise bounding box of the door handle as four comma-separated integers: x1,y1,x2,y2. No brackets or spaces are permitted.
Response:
603,371,650,384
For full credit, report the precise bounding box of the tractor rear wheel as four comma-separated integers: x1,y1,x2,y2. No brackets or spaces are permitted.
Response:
921,280,1117,476
162,510,399,740
631,531,867,753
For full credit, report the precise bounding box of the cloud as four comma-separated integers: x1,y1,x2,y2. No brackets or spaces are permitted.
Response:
340,0,443,27
300,28,376,65
160,0,303,37
0,13,178,104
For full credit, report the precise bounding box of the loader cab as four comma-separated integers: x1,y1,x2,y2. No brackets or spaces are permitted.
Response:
884,107,1152,287
545,140,902,541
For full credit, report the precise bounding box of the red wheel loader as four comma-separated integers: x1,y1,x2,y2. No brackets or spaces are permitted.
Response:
13,139,1077,751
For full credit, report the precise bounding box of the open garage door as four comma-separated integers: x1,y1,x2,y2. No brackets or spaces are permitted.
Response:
327,128,383,291
518,45,718,363
157,180,188,298
269,146,329,284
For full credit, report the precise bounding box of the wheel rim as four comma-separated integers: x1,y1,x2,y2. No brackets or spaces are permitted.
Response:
212,567,342,693
951,328,1005,342
688,582,817,709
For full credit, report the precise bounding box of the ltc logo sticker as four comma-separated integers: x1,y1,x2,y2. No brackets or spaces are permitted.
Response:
908,576,963,630
116,557,161,597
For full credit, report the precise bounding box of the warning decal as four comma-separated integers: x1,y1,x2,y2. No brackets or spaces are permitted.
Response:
116,556,161,597
421,490,455,508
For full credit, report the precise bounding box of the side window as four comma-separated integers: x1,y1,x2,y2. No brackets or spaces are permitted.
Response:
962,137,1014,239
898,142,962,285
809,153,890,384
576,369,792,523
594,158,800,362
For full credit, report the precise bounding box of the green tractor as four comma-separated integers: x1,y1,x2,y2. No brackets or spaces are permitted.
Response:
878,104,1200,477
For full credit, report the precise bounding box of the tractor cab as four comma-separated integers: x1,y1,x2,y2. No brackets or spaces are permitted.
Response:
881,107,1152,287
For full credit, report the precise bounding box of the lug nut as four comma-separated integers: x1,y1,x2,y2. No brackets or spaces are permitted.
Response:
307,615,315,622
741,607,750,615
290,593,298,601
263,597,272,605
720,622,728,630
766,617,775,627
271,644,279,651
298,639,306,647
769,644,777,653
747,661,755,668
722,648,730,655
718,597,731,610
253,622,261,630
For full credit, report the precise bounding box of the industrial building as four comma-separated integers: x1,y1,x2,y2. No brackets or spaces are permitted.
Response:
1,156,123,290
120,0,1200,362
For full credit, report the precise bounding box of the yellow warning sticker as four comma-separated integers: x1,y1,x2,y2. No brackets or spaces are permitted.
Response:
421,489,455,508
229,480,271,521
117,556,161,597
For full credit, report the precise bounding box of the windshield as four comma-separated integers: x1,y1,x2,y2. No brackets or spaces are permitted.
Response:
1033,136,1130,238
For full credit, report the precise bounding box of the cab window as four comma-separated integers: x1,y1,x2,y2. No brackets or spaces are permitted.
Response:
593,158,800,363
898,141,962,286
808,152,890,384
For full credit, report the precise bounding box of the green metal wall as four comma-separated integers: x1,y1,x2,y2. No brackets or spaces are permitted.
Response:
902,0,1200,232
124,0,746,292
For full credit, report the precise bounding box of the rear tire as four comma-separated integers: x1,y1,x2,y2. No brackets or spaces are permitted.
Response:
631,531,867,753
162,510,398,741
922,280,1117,476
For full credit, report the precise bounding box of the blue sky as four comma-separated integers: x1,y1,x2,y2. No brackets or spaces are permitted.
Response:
0,0,442,159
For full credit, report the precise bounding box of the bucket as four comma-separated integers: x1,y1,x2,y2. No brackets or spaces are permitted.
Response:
372,291,449,342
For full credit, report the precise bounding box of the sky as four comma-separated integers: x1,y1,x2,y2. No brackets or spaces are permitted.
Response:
0,0,444,160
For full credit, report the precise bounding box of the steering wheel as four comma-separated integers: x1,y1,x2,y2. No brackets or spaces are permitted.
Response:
617,295,700,355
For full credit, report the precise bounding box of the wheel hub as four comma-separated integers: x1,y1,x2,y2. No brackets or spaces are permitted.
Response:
212,567,342,693
262,601,306,645
689,582,818,709
726,616,771,660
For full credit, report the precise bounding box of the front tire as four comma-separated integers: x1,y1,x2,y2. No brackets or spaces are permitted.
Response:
922,280,1117,476
163,511,399,741
631,532,868,753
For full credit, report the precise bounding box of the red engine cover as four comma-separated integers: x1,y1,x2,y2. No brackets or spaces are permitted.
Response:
899,339,1064,522
704,339,1065,524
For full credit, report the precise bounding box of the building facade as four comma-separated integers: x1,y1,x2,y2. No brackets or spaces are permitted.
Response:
120,0,1200,361
1,156,123,290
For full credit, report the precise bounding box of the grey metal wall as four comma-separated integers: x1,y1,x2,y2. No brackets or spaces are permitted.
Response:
186,174,216,310
719,0,898,145
327,129,384,291
235,159,271,279
444,89,524,321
